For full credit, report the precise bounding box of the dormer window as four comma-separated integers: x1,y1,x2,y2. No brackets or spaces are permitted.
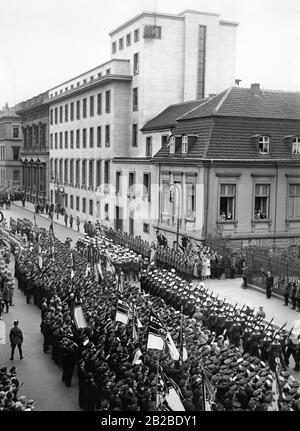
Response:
292,137,300,154
258,136,269,154
182,135,188,154
168,135,175,154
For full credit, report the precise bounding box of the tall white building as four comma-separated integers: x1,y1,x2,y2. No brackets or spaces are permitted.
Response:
48,9,238,235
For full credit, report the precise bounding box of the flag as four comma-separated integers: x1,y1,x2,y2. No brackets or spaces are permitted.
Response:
33,212,36,227
132,306,142,364
38,254,43,269
203,370,216,402
165,332,180,361
146,311,165,351
115,299,129,325
70,252,75,279
270,366,281,411
162,373,185,411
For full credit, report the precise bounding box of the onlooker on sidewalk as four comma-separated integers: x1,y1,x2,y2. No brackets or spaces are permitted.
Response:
64,212,68,227
76,216,80,232
282,277,291,306
9,320,24,360
256,306,266,319
2,283,9,313
45,202,49,215
0,292,3,319
69,214,73,229
242,263,248,289
296,281,300,312
290,281,297,310
21,194,26,207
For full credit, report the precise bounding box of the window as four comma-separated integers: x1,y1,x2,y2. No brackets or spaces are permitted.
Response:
70,102,74,121
126,33,131,46
288,184,300,218
54,159,58,179
59,132,63,149
89,127,94,148
55,133,58,149
83,98,87,118
169,135,175,154
132,124,138,147
70,195,73,209
65,104,68,122
134,28,140,42
90,96,94,117
143,173,151,201
59,106,63,123
254,184,270,219
13,127,19,138
89,199,93,216
97,93,102,115
98,72,102,78
12,147,19,161
182,135,188,154
82,160,86,185
116,171,121,193
89,160,94,188
82,128,87,148
70,130,74,149
83,79,87,84
219,184,236,220
133,87,138,111
129,172,135,196
76,196,80,211
112,41,117,53
76,129,80,148
162,135,168,147
105,125,110,147
258,136,269,154
59,159,63,181
105,90,111,113
143,223,150,234
106,68,111,75
82,198,86,213
146,136,152,157
77,82,80,87
186,182,196,217
50,109,53,125
55,108,58,124
69,159,74,184
119,38,124,50
197,25,206,99
143,25,162,38
50,159,53,178
96,161,101,187
64,131,68,149
76,100,80,120
90,76,94,82
64,159,68,182
292,137,300,154
104,160,110,185
75,160,80,185
133,52,139,74
104,203,109,220
97,126,102,147
50,134,53,150
13,170,20,184
65,194,68,208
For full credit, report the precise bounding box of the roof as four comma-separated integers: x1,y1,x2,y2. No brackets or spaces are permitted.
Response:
153,86,300,161
141,98,208,132
180,86,300,121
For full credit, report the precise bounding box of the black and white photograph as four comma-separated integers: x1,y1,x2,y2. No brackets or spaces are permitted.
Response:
0,0,300,418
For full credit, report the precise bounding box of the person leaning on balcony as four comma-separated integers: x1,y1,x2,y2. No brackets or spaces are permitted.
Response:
289,281,297,310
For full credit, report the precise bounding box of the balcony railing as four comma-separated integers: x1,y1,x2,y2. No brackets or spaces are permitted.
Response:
21,146,49,154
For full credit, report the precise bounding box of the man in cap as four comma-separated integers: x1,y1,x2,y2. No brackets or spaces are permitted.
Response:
9,320,24,360
260,268,274,299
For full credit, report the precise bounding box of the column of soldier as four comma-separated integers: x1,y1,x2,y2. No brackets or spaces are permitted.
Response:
0,233,36,411
1,218,300,411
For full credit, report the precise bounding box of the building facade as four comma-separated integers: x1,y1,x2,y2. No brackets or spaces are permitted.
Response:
151,84,300,247
0,110,22,187
15,92,50,204
47,9,238,232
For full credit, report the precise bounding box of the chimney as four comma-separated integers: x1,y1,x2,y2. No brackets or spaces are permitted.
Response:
235,79,242,87
251,83,261,93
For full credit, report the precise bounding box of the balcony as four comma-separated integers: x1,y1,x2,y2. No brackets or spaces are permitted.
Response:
21,146,49,155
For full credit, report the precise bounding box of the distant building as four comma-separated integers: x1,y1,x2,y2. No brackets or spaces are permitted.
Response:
0,109,22,187
151,84,300,247
15,92,50,204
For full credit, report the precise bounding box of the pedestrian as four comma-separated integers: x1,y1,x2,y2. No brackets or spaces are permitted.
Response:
282,278,291,306
256,306,266,320
229,256,236,279
21,194,26,207
64,212,68,227
295,281,300,312
290,281,297,310
261,268,274,299
242,263,248,289
69,214,73,229
76,216,80,232
0,292,3,319
9,320,24,360
45,202,49,215
2,283,9,313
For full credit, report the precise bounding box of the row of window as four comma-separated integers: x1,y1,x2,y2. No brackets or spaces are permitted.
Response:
218,183,300,220
0,147,20,161
50,126,110,150
257,136,300,155
112,28,140,54
50,69,111,98
50,92,110,124
50,159,110,187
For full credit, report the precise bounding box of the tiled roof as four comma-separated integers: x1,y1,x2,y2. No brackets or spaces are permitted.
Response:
141,98,208,132
181,86,300,120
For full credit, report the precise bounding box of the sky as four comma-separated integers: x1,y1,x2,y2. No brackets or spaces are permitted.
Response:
1,0,300,107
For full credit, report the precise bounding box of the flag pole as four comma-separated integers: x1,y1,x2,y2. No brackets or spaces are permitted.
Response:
201,367,206,412
155,359,160,411
179,305,183,366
